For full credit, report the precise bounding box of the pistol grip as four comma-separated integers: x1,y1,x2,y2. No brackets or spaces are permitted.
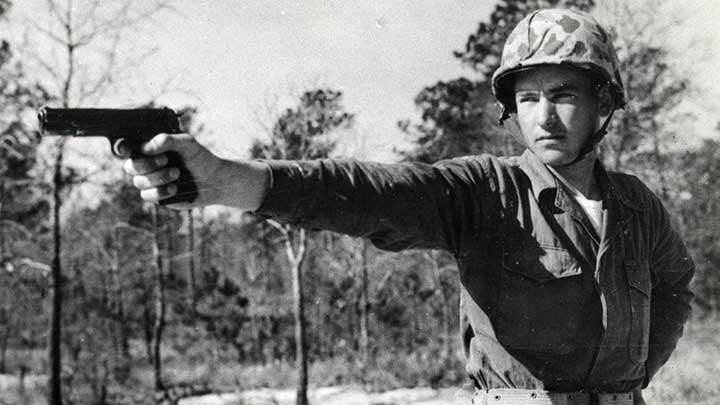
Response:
112,138,197,205
159,151,199,205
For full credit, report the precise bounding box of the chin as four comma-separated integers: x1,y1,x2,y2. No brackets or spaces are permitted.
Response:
531,148,574,166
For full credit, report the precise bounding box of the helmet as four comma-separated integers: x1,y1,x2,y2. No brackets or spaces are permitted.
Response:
491,8,626,120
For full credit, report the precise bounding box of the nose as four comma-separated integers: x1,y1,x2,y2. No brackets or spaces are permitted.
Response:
537,96,558,129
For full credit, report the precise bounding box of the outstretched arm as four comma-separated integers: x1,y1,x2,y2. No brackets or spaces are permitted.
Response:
123,134,505,254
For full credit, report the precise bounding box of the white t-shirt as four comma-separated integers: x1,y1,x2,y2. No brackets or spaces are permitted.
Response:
547,166,604,237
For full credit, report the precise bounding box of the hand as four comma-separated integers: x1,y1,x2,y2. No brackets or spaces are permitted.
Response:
122,133,269,210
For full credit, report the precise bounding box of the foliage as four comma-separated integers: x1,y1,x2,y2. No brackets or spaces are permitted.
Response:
400,0,594,163
454,0,595,77
0,0,51,378
600,29,690,174
398,79,517,163
670,140,720,313
250,88,354,160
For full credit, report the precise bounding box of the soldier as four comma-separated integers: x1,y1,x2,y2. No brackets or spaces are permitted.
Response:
123,9,693,405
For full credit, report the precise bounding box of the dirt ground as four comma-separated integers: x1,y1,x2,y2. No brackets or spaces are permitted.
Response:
178,386,474,405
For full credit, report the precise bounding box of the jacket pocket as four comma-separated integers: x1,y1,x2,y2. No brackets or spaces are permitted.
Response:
496,245,584,355
625,258,651,364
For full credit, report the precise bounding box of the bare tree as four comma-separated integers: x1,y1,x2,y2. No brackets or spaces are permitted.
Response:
252,88,354,405
595,0,692,186
19,1,174,403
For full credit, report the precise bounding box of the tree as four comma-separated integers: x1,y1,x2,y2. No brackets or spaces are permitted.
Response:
593,0,691,189
0,1,51,377
398,78,514,163
250,88,354,405
19,1,174,402
672,140,720,314
401,0,595,164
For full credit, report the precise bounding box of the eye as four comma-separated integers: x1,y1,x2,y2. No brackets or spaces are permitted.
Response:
554,92,577,102
516,93,538,103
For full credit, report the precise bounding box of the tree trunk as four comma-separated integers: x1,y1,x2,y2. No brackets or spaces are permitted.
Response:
290,230,308,405
187,209,197,310
152,206,166,391
427,252,453,363
0,325,9,374
358,239,370,370
273,225,309,405
144,304,154,364
49,141,66,405
111,228,130,361
198,209,209,279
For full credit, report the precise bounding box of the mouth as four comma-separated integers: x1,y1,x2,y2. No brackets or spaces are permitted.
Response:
536,134,566,142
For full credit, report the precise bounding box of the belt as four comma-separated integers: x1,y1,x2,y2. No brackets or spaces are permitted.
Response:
473,389,633,405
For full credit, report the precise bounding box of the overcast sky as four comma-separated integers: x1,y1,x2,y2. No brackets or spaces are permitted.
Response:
143,0,496,161
13,0,720,163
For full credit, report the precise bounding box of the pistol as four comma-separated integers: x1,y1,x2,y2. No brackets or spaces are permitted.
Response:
38,107,198,205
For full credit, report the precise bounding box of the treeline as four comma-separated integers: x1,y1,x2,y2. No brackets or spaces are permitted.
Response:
1,0,718,404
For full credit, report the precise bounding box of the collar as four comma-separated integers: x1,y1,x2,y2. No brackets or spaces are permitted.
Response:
519,149,647,212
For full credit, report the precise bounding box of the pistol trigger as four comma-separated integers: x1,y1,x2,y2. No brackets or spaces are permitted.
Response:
111,138,127,157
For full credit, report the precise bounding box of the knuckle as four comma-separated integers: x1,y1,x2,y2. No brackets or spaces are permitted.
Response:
154,154,168,168
161,183,177,198
123,159,135,175
164,134,176,146
154,168,175,186
132,175,144,189
140,188,158,202
168,167,181,181
130,158,151,175
154,133,169,146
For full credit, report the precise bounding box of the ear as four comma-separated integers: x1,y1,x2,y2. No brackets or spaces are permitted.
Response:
503,113,527,147
597,85,614,116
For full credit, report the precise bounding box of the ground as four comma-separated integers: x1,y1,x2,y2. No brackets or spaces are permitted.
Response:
179,386,473,405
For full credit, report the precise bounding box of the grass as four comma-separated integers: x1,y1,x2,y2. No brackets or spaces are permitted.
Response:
1,319,718,404
643,317,720,404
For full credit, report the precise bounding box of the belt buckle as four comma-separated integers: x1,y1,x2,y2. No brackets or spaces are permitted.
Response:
591,391,634,405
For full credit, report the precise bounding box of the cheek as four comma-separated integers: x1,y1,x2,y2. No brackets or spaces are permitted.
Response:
559,98,598,126
557,105,591,130
515,106,535,132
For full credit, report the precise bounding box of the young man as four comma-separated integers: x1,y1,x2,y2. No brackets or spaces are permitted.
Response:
123,9,693,405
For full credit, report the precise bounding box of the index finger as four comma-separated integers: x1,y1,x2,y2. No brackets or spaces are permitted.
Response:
124,154,169,176
141,133,178,155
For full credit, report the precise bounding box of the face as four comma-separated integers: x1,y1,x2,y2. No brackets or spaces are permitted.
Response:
513,65,605,166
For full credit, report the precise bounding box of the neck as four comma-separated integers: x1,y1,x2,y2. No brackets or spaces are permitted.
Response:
550,151,600,200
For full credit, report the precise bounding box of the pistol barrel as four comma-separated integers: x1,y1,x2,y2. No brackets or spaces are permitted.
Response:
38,107,182,136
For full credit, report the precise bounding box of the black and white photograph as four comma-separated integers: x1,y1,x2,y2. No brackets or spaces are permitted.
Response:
1,1,718,404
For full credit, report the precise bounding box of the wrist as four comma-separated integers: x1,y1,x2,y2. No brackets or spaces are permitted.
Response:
214,159,270,210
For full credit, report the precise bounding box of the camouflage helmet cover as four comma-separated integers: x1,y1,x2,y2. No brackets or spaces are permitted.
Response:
491,8,626,114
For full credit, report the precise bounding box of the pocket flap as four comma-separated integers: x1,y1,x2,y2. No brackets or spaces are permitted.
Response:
503,246,582,283
625,258,650,297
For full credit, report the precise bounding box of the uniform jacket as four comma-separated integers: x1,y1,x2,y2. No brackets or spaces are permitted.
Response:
255,150,694,394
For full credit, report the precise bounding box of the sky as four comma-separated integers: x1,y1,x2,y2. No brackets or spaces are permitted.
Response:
10,0,720,165
144,0,495,161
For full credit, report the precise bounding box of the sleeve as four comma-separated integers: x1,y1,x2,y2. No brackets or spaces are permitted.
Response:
254,157,501,255
643,195,695,386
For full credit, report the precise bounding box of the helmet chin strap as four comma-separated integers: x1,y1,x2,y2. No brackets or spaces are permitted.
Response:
499,108,616,168
557,110,615,167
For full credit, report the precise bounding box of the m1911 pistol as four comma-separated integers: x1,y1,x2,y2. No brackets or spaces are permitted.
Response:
37,107,198,205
